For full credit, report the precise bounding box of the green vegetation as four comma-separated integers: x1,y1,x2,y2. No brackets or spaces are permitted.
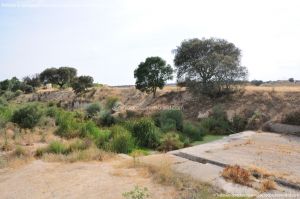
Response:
55,111,80,138
123,186,150,199
47,141,68,154
85,103,101,118
191,135,224,146
40,67,77,88
250,80,264,86
12,104,42,129
132,118,161,148
109,125,135,153
105,96,119,110
174,38,248,98
71,75,94,93
98,110,116,126
153,109,183,132
134,56,173,97
182,122,205,141
158,132,184,151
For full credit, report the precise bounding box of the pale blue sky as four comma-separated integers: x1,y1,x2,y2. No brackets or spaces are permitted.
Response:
0,0,300,85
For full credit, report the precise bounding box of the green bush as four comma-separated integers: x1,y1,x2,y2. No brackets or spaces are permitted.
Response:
95,129,111,149
22,84,34,94
12,104,42,129
85,103,101,118
231,115,247,132
47,141,68,154
55,111,80,138
282,111,300,125
80,121,101,139
46,106,60,117
98,111,116,127
132,118,161,148
0,105,13,123
68,139,91,153
110,126,135,153
199,105,232,135
182,122,205,141
158,132,184,151
3,91,16,100
13,146,27,157
0,97,8,106
47,101,56,107
210,105,228,121
154,109,183,132
200,117,231,135
35,147,47,157
14,90,23,97
105,96,119,110
123,186,149,199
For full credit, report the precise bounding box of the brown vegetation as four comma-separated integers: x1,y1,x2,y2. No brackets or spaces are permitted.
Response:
221,165,251,185
260,179,277,192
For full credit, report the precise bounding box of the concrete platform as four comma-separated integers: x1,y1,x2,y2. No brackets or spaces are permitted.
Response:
169,131,300,184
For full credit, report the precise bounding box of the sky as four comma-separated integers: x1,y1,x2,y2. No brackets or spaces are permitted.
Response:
0,0,300,85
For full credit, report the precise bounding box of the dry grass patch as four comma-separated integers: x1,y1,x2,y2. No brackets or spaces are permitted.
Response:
245,86,300,93
260,179,276,192
42,147,114,163
248,165,273,178
222,165,251,185
0,146,33,169
118,156,220,199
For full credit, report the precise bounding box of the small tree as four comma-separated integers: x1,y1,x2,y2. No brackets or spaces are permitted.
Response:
250,80,264,86
134,57,173,97
288,78,294,83
71,75,94,94
0,79,11,91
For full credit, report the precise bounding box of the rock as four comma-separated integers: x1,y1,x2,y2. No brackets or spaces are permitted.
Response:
197,110,210,119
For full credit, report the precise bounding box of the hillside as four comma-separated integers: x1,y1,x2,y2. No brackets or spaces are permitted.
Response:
14,85,300,126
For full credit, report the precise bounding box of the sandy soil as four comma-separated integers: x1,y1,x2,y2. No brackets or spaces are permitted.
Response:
0,159,177,199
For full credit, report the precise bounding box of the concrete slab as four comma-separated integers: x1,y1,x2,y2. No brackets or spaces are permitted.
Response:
170,131,300,184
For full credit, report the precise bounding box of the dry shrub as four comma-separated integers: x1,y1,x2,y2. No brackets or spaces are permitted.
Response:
1,147,33,169
118,157,219,199
260,179,276,192
248,165,273,178
1,141,14,151
222,165,251,185
6,156,33,168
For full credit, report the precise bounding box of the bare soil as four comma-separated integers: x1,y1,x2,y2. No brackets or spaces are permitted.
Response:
0,158,177,199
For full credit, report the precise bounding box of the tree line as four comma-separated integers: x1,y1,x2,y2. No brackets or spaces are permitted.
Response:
1,37,249,98
0,67,94,95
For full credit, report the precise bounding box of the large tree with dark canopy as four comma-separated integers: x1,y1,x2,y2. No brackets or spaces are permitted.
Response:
40,67,77,88
174,38,248,97
134,56,173,97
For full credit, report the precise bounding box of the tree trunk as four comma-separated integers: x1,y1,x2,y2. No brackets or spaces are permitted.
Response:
153,87,156,98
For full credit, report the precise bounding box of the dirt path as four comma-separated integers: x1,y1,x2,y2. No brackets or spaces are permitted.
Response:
0,159,176,199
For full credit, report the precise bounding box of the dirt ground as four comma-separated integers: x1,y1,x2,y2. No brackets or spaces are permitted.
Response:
0,158,177,199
